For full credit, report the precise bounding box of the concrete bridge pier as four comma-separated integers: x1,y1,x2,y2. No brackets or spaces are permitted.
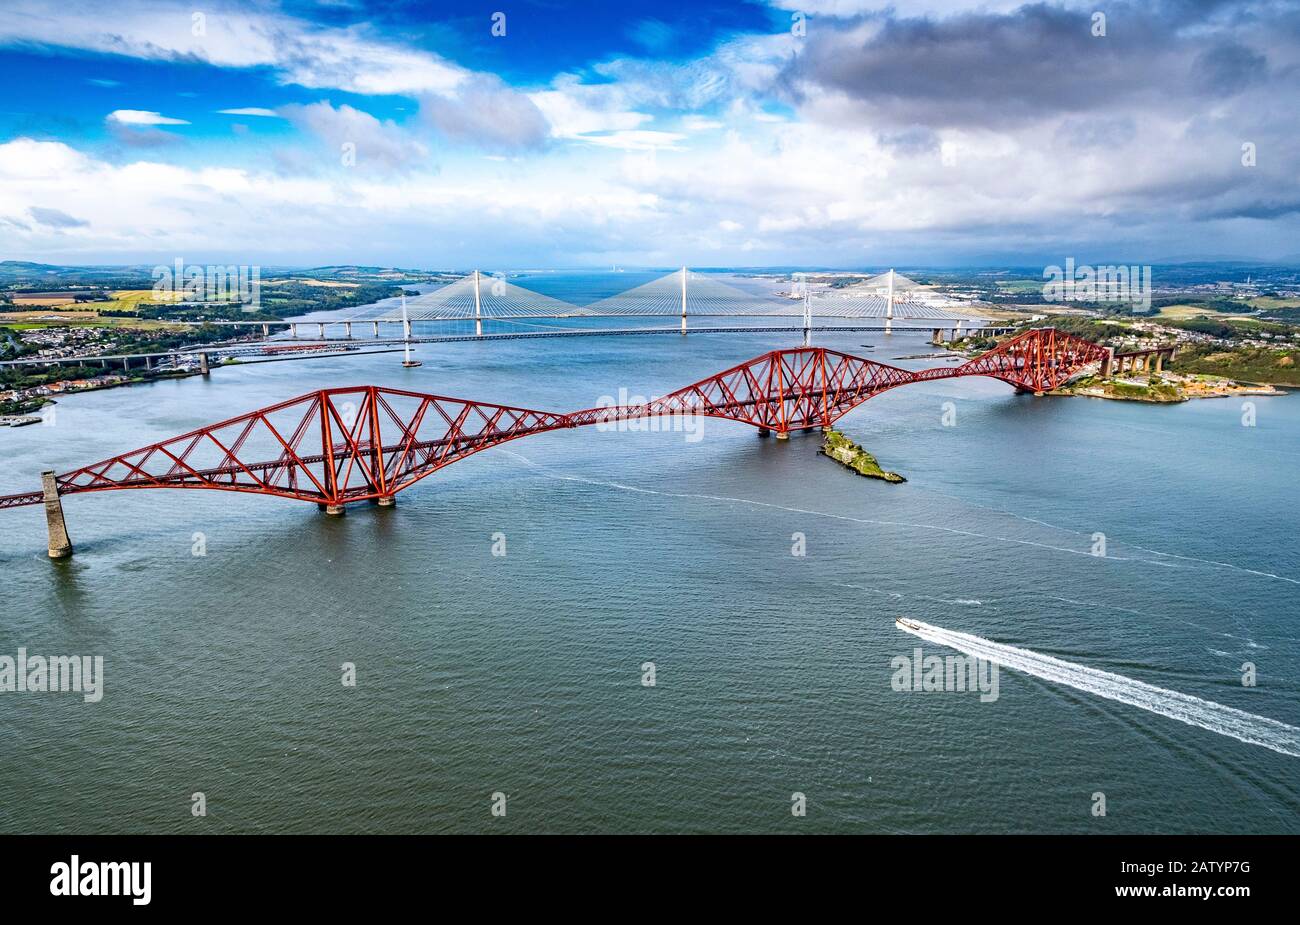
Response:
262,323,270,337
376,496,396,508
199,352,210,376
372,322,380,338
757,428,770,438
775,431,790,441
317,323,326,339
343,322,352,339
41,470,72,559
323,503,346,516
1101,347,1114,378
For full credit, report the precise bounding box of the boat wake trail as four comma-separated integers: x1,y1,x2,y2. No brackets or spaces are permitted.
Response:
896,619,1300,759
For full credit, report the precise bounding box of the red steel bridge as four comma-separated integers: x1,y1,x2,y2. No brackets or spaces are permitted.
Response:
1,329,1109,555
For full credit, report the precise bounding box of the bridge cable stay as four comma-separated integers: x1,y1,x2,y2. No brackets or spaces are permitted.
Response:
374,273,593,324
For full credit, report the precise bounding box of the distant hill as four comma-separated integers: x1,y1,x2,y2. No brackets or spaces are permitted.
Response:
0,261,447,290
0,260,156,288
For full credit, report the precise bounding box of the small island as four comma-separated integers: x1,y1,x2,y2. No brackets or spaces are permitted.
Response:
820,429,906,483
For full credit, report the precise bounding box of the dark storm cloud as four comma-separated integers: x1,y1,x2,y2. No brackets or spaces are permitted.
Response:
783,2,1278,128
1193,42,1268,94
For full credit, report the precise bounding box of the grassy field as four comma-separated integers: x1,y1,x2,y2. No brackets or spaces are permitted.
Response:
1170,345,1300,386
1155,303,1248,320
1247,296,1300,310
0,310,186,331
98,288,187,313
991,278,1045,293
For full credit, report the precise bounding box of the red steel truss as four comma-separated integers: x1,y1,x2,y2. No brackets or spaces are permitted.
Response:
0,328,1108,510
0,386,569,508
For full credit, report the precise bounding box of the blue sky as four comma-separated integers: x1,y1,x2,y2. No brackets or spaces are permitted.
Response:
0,0,1297,268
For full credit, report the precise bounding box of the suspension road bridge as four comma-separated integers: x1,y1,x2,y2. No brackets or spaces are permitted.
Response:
0,328,1112,558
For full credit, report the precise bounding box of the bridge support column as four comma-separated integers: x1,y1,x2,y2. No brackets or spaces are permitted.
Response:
199,352,210,376
290,324,299,338
376,496,396,508
41,470,72,559
932,328,942,345
344,322,352,339
262,323,270,337
775,431,790,441
1154,353,1163,373
372,322,380,338
323,503,346,516
318,323,326,339
1101,347,1114,378
757,428,770,438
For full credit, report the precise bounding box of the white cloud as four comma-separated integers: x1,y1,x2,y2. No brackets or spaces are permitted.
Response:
419,76,550,151
0,1,465,96
217,108,280,117
530,85,651,140
579,130,686,151
107,109,190,125
280,102,428,170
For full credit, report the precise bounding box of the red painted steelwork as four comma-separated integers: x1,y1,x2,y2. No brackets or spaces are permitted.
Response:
0,328,1108,510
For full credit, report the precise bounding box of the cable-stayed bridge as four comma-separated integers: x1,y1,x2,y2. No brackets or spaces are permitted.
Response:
370,268,969,326
390,271,598,321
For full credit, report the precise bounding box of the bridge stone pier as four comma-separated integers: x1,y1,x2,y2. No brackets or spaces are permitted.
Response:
41,471,72,558
1110,345,1176,376
932,326,1010,345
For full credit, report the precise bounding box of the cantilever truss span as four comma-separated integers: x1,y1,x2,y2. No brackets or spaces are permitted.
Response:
0,328,1108,511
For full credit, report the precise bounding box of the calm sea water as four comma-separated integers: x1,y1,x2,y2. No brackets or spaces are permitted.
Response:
1,276,1297,833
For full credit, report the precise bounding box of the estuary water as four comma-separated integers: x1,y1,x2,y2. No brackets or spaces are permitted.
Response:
0,286,1297,833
